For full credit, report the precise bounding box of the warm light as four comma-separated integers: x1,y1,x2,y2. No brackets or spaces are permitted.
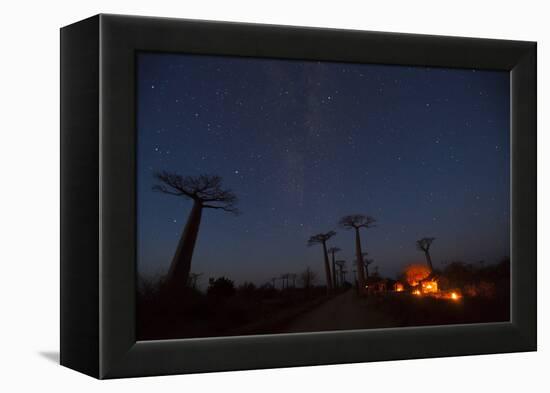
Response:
394,282,404,292
404,264,431,286
412,289,421,296
451,292,458,300
421,280,438,294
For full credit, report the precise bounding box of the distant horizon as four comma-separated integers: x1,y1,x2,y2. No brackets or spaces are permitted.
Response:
137,53,510,289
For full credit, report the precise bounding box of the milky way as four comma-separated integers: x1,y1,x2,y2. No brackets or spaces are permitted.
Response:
137,53,510,288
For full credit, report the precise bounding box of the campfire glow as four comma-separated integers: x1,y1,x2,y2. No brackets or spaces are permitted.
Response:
402,264,462,301
404,264,431,287
421,280,438,294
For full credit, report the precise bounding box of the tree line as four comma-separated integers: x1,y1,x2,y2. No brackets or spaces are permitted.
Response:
153,171,436,295
308,217,437,295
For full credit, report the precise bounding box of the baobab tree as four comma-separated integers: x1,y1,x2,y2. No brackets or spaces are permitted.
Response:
354,252,370,277
307,231,336,293
372,265,380,278
280,273,291,289
335,260,346,287
153,172,239,290
340,269,347,286
327,247,341,289
364,257,374,279
340,214,376,294
300,267,317,290
289,273,297,288
416,237,436,273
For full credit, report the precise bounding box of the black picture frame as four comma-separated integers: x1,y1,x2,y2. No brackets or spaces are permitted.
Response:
60,14,536,379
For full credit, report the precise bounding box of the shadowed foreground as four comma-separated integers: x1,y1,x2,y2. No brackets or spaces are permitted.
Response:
281,289,396,333
138,259,510,340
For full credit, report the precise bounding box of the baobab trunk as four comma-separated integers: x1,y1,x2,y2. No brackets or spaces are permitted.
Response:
355,228,367,294
424,251,434,272
321,242,333,293
167,201,203,290
331,252,337,289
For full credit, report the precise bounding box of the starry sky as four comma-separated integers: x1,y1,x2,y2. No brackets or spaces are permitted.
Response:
137,52,510,288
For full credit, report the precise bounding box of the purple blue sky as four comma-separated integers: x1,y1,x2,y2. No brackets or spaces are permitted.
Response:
137,52,510,288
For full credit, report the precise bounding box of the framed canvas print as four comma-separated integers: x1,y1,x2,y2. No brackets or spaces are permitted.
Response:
60,14,536,379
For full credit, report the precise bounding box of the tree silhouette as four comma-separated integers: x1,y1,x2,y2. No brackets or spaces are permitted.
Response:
364,257,374,279
340,215,376,294
327,247,341,289
280,273,291,289
354,252,370,276
207,276,235,297
300,267,317,289
372,265,380,279
153,172,239,290
290,273,297,288
416,237,436,272
307,231,336,293
335,260,346,287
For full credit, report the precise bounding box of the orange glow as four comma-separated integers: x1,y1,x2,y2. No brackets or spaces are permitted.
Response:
394,282,404,292
421,280,438,294
433,290,462,301
404,264,431,286
412,289,422,296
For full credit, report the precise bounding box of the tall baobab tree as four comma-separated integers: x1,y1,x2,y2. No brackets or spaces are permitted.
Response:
280,273,291,289
290,273,297,288
327,247,341,289
307,231,336,293
335,260,346,287
153,172,239,290
355,252,370,277
364,258,374,279
416,237,436,273
372,265,380,278
341,269,347,285
340,215,376,293
300,267,317,290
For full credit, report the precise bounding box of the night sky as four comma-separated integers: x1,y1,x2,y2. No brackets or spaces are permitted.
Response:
137,52,510,288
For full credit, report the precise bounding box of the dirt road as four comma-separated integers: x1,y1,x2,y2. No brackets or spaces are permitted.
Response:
281,289,397,333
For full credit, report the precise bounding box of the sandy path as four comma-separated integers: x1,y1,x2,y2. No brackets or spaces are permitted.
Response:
281,289,397,333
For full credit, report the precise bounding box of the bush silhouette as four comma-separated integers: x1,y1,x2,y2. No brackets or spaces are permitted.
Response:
207,277,236,298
